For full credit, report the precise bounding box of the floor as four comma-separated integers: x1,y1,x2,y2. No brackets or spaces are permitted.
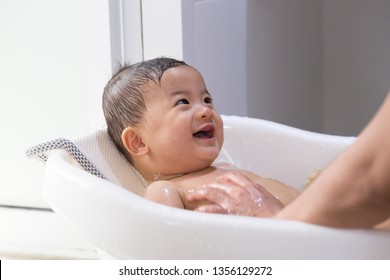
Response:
0,206,99,260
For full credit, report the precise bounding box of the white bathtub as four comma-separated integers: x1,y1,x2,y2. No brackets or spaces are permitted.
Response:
38,115,390,259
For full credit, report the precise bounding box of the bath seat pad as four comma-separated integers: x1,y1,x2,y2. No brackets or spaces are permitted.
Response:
26,138,106,179
26,128,146,195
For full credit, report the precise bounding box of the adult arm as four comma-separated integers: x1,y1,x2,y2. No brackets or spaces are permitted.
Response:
275,93,390,228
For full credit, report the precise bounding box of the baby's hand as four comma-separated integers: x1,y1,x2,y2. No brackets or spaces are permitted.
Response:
185,171,284,217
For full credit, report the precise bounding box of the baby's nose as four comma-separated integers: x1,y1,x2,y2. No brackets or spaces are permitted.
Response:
197,104,213,119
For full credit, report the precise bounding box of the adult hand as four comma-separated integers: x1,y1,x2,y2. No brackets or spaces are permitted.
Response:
185,171,284,217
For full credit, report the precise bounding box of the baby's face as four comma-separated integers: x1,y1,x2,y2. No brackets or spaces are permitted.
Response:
139,65,224,178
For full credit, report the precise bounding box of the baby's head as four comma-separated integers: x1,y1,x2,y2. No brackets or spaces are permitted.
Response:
103,57,224,181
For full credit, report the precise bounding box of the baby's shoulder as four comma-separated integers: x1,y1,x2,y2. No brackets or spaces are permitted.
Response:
147,179,179,190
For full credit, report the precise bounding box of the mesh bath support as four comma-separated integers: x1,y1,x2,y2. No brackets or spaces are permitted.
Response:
26,128,146,196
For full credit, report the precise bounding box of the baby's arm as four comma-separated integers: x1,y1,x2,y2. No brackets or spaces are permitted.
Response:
144,180,184,209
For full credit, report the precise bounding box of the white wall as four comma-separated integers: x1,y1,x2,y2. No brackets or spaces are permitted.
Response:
184,0,248,116
246,0,322,132
109,0,143,65
142,0,184,60
322,0,390,135
0,0,118,208
0,0,90,207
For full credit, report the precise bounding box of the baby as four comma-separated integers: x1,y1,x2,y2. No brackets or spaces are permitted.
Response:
102,57,300,217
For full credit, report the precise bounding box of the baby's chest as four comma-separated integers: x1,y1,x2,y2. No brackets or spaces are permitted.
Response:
175,167,242,192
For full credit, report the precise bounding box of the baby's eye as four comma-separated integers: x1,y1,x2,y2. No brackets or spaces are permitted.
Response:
204,96,213,104
175,99,190,106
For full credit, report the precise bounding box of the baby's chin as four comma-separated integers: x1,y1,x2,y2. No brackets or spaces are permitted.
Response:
182,159,217,173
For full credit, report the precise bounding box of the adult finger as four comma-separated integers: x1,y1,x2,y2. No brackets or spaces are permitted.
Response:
193,204,229,214
216,171,270,202
186,185,241,212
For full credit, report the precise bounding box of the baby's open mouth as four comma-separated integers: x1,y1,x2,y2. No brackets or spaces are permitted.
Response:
193,125,215,139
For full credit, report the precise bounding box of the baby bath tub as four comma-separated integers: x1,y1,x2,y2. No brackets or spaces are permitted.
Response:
31,115,390,259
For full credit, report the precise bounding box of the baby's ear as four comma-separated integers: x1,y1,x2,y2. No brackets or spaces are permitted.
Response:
122,127,149,156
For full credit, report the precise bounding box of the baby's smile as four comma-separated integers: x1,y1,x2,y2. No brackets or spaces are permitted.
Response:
193,124,215,139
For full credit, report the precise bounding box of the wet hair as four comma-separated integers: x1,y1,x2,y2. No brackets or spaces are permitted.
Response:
102,57,187,164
